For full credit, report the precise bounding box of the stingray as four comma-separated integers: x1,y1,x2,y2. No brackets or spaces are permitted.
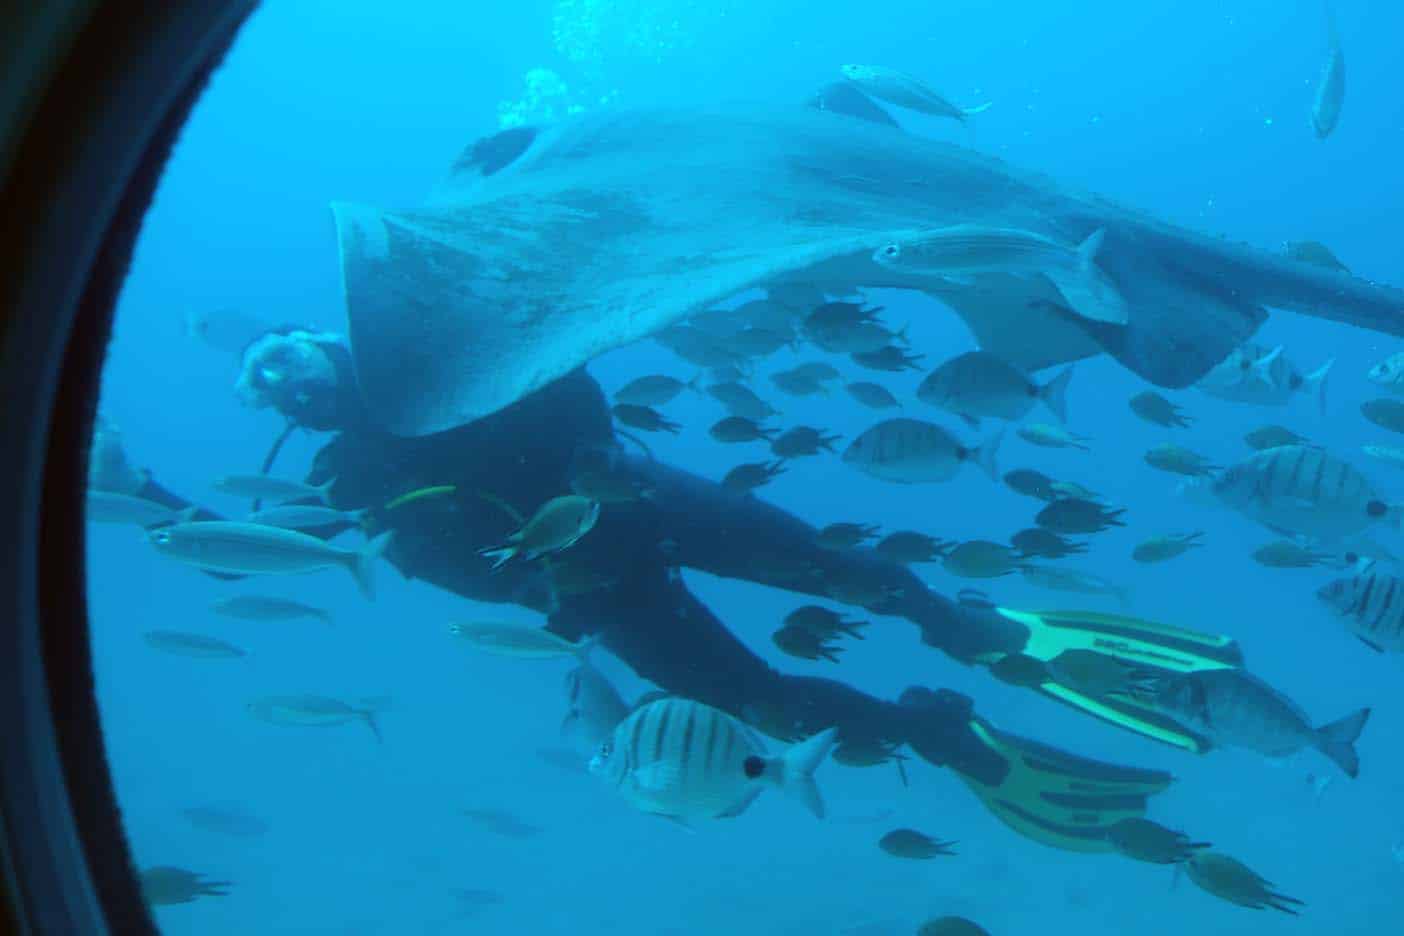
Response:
331,102,1404,437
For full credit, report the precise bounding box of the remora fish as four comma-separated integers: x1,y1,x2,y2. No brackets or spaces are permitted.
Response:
87,491,193,528
149,521,392,599
1311,2,1345,140
589,697,838,824
839,64,991,122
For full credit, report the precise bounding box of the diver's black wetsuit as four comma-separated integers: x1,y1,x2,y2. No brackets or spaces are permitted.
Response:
145,351,1027,781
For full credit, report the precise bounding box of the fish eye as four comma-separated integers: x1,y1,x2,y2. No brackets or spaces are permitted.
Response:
742,755,765,778
151,531,170,545
882,245,900,257
598,742,613,757
1366,500,1387,518
1344,552,1359,563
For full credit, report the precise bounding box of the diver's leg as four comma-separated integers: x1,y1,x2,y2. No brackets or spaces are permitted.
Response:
606,454,1028,662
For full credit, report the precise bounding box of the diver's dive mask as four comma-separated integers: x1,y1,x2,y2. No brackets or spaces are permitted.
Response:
235,328,349,430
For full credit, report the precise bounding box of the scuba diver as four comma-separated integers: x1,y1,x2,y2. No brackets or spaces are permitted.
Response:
128,323,1246,853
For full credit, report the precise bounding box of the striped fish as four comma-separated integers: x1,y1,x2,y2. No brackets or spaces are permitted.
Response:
1317,567,1404,652
842,418,1001,484
589,698,837,824
1211,445,1399,541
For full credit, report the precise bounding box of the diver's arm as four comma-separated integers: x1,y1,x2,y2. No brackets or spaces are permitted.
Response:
609,455,1029,662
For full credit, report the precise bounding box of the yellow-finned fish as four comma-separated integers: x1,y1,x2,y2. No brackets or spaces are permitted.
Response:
449,622,593,660
384,485,456,510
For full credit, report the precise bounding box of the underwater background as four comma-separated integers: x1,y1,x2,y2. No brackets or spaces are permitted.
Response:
90,1,1403,932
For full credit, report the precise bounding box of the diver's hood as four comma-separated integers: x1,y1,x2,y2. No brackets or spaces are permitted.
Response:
332,105,1404,437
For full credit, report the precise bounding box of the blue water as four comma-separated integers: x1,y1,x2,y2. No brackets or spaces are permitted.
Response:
91,1,1403,932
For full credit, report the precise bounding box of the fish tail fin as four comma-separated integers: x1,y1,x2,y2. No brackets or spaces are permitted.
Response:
1076,227,1107,268
895,322,911,346
1305,358,1332,415
775,726,838,818
360,708,383,743
316,476,338,504
350,531,394,600
1040,366,1075,423
686,372,704,394
973,428,1004,481
1316,707,1370,778
1250,346,1284,387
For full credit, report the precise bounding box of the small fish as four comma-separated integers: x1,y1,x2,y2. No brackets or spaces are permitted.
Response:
478,495,599,569
1049,479,1102,501
1367,351,1404,395
877,828,958,859
460,808,541,840
772,624,844,662
1243,425,1308,451
185,307,270,353
149,522,392,599
709,416,777,443
789,361,843,384
814,522,881,550
614,374,697,407
722,460,786,492
143,630,246,659
1105,817,1209,864
840,64,990,122
1317,567,1404,652
784,605,868,640
589,698,838,823
246,694,384,741
449,622,592,660
1197,343,1331,413
139,866,232,906
1210,445,1398,541
1128,390,1192,428
845,381,901,409
873,531,949,564
212,474,333,504
1035,498,1125,535
942,540,1026,578
571,464,653,504
1017,423,1091,451
1144,669,1369,778
843,419,1001,484
1360,398,1404,434
1362,444,1404,468
917,351,1072,426
917,917,990,936
1020,564,1130,605
1046,649,1158,698
706,381,778,422
1011,528,1086,559
246,504,367,530
1250,541,1332,569
562,658,630,749
1144,444,1219,477
769,368,829,397
383,484,456,510
1185,852,1303,914
1285,240,1349,272
180,805,268,838
874,226,1124,325
725,327,793,358
612,403,680,434
803,306,906,354
1132,532,1204,563
1003,468,1058,501
771,426,841,459
1311,2,1344,140
86,491,193,527
210,594,331,624
850,344,924,372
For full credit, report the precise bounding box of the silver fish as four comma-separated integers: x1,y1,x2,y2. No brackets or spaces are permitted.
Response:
1196,343,1331,412
210,595,332,624
87,491,193,527
1367,352,1404,396
614,374,697,407
1317,567,1404,653
589,697,836,823
142,630,246,659
562,658,630,750
212,474,334,504
1311,3,1345,139
149,521,392,599
917,351,1072,426
1144,670,1368,778
1210,445,1397,541
246,504,367,530
449,622,592,660
874,226,1125,326
839,64,991,122
1019,564,1130,606
843,418,1001,484
479,495,600,569
246,694,383,741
